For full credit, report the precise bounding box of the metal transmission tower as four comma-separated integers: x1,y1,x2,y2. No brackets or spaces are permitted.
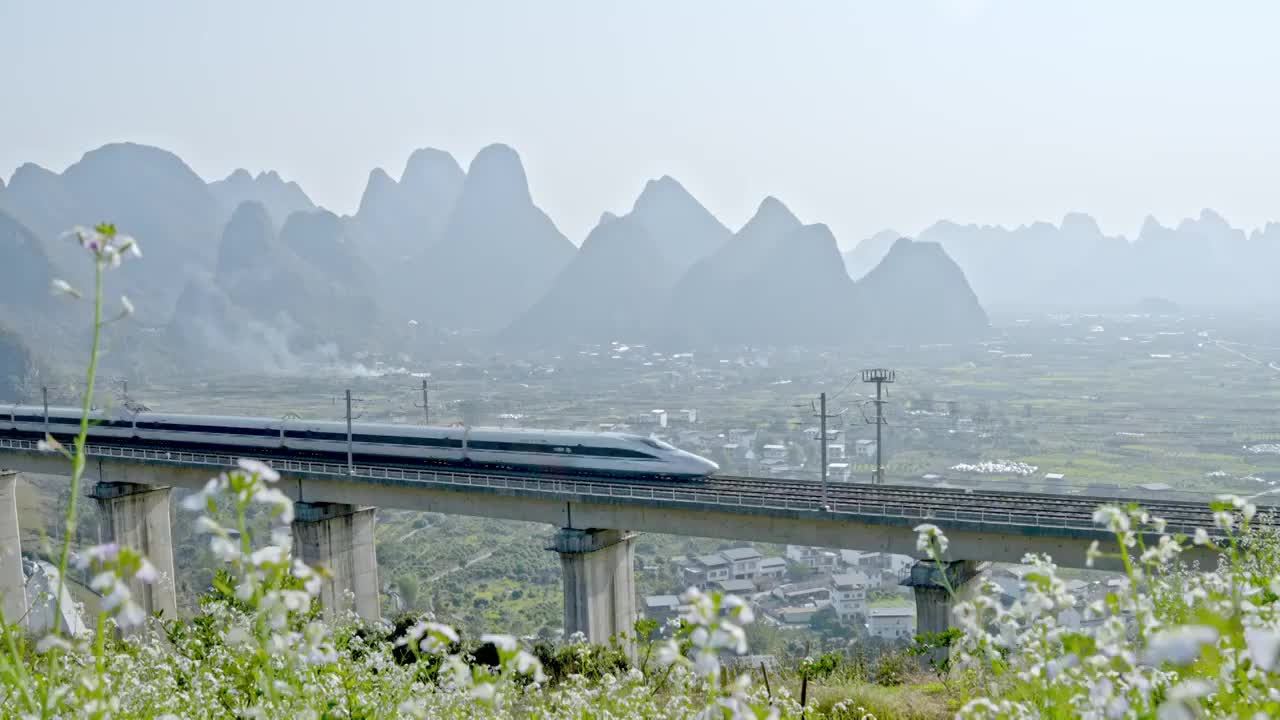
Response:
861,369,895,484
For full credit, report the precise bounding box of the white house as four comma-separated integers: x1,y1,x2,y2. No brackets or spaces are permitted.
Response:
866,607,915,641
683,554,731,587
721,547,763,580
643,595,681,622
762,444,788,461
758,557,787,580
830,572,870,618
786,545,839,570
842,551,912,590
854,439,877,458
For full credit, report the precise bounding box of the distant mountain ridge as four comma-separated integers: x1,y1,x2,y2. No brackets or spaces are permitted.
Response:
419,144,574,332
209,168,315,230
628,176,732,274
862,209,1280,310
2,139,1004,368
1,143,222,324
662,196,805,345
505,212,674,343
850,238,988,342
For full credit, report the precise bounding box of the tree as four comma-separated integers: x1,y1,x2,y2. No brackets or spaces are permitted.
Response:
397,574,419,610
787,561,815,581
808,606,844,637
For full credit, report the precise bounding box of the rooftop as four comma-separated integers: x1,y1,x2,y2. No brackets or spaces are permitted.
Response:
715,579,756,593
831,572,870,589
721,547,762,562
867,607,914,619
694,554,729,567
645,595,680,609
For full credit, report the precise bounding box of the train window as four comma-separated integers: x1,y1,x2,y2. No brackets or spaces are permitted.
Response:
468,440,654,459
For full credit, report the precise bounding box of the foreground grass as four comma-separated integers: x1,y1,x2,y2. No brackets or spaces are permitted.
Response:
808,680,953,719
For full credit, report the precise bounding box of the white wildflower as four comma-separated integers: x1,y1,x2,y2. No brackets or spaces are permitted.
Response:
469,682,496,702
117,600,147,629
35,635,73,654
914,522,949,555
1244,626,1280,672
480,633,518,652
1214,511,1234,532
1142,625,1219,666
249,546,284,567
1215,494,1245,509
50,278,81,298
1086,539,1103,567
252,486,293,523
237,457,280,482
181,477,224,511
134,558,158,584
1092,506,1130,534
209,535,241,562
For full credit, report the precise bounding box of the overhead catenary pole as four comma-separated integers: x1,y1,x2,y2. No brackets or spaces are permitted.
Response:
861,369,896,485
819,392,829,509
812,392,842,510
42,386,49,437
875,383,884,484
420,379,429,424
346,388,354,475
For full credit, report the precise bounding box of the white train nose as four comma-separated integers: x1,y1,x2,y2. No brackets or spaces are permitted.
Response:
676,451,718,476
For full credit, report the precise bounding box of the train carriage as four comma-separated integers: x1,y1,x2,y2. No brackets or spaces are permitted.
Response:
2,405,718,480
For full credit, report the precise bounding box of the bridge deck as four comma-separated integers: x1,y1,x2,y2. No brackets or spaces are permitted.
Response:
0,437,1227,570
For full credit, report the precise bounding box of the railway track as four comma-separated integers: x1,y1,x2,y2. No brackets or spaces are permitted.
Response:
702,475,1227,529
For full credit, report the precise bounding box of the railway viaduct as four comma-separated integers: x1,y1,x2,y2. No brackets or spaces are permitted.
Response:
0,438,1220,643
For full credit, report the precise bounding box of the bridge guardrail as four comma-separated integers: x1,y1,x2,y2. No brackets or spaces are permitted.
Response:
0,438,1203,535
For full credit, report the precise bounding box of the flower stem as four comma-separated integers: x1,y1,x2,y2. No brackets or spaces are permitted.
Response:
43,259,104,717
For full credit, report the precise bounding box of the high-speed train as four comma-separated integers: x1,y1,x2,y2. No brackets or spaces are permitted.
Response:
1,405,719,480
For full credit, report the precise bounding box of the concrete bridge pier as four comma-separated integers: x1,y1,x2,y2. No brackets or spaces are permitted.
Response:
0,471,28,626
902,559,986,666
92,481,179,621
292,502,380,622
550,528,638,645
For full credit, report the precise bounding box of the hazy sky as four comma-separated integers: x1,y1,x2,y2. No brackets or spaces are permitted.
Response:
5,1,1280,247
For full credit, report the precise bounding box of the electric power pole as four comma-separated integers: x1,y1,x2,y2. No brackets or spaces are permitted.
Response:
861,369,896,484
413,379,429,424
814,392,840,510
342,390,366,475
346,389,354,475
